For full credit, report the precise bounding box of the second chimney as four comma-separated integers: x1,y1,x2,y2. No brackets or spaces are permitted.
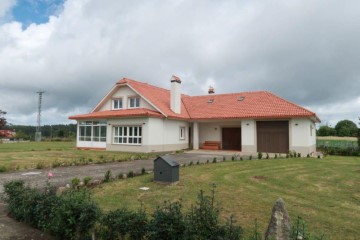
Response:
170,75,181,114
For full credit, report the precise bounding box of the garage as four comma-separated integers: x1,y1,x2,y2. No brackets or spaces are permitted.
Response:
256,121,289,153
222,128,241,150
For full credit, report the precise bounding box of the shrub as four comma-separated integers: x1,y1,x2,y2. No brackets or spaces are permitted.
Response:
48,189,101,240
83,176,93,186
141,167,146,175
128,170,134,178
189,161,193,166
257,152,263,159
266,153,269,159
0,165,7,172
97,208,148,240
223,156,226,161
36,162,45,169
213,157,217,163
104,170,112,182
249,155,252,160
274,154,278,159
231,155,235,161
149,201,185,240
196,160,200,165
71,177,81,188
297,153,301,158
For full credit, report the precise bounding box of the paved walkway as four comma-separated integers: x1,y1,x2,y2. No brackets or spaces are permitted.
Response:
0,151,236,240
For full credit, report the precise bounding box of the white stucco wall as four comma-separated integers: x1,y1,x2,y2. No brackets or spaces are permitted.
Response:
104,117,188,152
241,119,256,153
98,86,156,111
290,118,316,155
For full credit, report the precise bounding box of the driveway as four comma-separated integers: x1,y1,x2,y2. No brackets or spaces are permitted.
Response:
0,151,238,240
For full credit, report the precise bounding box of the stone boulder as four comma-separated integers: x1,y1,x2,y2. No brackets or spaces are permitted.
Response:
265,198,291,240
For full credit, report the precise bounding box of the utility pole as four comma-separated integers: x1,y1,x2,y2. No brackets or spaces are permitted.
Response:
35,91,45,142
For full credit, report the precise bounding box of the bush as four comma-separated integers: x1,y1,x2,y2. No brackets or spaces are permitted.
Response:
141,167,146,175
128,170,134,178
149,201,185,240
48,189,101,240
104,170,112,182
257,152,263,159
71,177,81,188
0,165,7,172
97,208,148,240
83,176,93,186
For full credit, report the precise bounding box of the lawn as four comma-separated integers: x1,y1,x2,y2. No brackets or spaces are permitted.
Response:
0,141,154,171
92,156,360,239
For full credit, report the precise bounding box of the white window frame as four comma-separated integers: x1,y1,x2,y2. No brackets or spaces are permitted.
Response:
79,121,107,142
113,98,123,110
128,97,140,108
113,126,142,145
179,126,186,140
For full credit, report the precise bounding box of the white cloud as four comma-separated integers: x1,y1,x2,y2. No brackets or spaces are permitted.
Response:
0,0,16,19
0,0,360,126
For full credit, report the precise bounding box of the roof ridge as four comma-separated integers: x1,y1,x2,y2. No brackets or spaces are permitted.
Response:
191,90,268,98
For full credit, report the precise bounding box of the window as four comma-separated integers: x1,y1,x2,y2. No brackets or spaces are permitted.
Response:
114,126,142,145
179,127,186,140
79,121,106,142
113,99,123,109
129,97,140,108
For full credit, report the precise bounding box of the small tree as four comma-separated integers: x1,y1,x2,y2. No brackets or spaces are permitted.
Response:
0,110,6,130
335,120,358,137
317,125,336,136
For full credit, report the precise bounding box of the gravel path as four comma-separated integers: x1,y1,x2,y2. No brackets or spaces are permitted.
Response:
0,151,235,240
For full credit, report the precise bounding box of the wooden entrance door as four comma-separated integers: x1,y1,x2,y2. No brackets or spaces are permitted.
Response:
256,121,289,153
222,128,241,150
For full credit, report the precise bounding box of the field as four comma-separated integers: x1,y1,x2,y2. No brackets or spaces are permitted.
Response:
317,136,358,149
92,156,360,239
0,141,154,171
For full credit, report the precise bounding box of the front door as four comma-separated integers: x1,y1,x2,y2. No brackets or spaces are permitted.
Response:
222,128,241,150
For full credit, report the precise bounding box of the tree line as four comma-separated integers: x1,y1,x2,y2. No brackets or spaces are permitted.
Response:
1,109,76,140
317,119,359,137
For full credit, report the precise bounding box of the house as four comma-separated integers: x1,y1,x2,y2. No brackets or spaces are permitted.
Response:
0,130,15,139
69,76,320,155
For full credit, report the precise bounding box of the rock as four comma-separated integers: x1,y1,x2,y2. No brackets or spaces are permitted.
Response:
57,186,67,194
91,179,101,186
122,174,127,179
65,184,70,188
265,198,291,240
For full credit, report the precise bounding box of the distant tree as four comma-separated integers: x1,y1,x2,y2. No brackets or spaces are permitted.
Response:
0,110,6,130
358,117,360,147
317,125,336,136
335,120,358,137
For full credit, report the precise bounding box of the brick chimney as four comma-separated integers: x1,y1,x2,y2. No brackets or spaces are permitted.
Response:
208,86,215,94
170,75,181,114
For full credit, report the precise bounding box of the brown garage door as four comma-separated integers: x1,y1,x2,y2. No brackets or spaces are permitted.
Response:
257,121,289,153
222,128,241,150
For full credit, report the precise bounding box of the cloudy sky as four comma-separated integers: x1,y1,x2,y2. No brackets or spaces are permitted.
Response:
0,0,359,127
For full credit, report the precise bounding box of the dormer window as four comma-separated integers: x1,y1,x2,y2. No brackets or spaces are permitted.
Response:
113,99,123,109
129,97,140,108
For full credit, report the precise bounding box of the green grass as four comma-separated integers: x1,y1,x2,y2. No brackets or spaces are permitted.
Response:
0,141,155,171
92,156,360,239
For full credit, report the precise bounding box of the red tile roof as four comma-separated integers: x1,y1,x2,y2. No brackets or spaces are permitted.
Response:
69,78,319,122
183,92,319,120
69,108,163,120
117,78,190,119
